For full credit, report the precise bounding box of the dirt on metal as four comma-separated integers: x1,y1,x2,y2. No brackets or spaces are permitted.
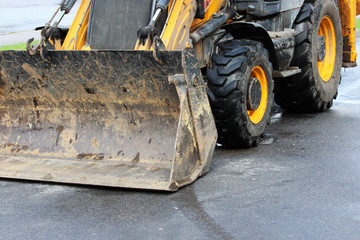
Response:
0,49,217,191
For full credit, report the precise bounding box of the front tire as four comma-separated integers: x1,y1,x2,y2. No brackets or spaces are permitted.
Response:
274,0,342,112
207,39,273,148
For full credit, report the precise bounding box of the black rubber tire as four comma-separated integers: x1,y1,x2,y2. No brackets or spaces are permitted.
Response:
274,0,342,112
207,39,273,148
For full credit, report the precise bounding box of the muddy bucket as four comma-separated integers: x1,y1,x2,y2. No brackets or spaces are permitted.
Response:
0,49,217,191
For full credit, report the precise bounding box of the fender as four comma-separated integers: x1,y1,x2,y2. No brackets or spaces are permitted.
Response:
222,22,279,70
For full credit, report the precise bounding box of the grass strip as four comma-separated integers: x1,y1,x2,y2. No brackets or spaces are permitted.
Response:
0,41,40,50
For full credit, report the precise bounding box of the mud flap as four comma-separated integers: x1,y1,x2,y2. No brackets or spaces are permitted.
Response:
0,49,217,191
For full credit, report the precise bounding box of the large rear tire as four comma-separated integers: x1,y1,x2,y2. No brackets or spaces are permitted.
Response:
207,39,273,148
274,0,342,112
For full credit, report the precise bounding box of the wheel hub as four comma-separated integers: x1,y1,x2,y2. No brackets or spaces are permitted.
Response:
247,77,262,111
318,16,336,82
318,35,326,61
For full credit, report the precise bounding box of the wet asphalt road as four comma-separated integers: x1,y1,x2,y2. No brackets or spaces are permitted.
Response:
1,57,360,240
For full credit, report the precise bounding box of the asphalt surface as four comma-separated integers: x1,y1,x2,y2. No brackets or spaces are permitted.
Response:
0,0,80,46
0,0,80,34
0,31,40,46
0,40,360,240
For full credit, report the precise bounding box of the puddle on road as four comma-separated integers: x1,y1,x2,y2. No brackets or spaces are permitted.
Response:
270,112,282,124
270,104,283,124
260,133,277,145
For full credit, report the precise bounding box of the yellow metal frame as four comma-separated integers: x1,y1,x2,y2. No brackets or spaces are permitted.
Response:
59,0,360,65
136,0,225,50
61,0,91,50
338,0,360,65
191,0,225,31
61,0,226,52
160,0,197,50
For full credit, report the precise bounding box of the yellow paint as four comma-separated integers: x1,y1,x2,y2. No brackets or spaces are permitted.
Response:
59,0,227,51
318,16,336,82
338,0,357,64
191,0,225,31
54,39,62,50
49,38,62,50
51,0,360,63
247,66,268,125
136,0,225,51
81,45,91,50
160,0,197,50
61,0,91,50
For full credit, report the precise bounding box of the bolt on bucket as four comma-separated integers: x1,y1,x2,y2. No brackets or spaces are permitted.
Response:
0,49,217,191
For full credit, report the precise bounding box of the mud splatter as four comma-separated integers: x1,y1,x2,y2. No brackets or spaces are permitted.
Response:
55,126,64,146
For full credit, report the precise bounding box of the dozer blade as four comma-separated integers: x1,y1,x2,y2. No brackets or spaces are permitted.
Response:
0,49,217,191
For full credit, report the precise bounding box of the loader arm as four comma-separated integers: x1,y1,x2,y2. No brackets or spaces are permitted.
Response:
148,0,198,50
61,0,91,50
155,0,225,50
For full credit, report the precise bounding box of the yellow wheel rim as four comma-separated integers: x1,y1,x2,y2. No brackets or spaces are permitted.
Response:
318,16,336,82
247,66,268,124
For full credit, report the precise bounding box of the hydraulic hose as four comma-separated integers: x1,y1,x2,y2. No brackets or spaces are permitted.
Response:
190,9,236,44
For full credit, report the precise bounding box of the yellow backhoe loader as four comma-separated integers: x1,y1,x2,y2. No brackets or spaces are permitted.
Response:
0,0,359,191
